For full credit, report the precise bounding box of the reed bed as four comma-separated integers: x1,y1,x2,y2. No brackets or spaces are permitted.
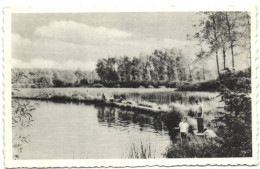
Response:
127,140,155,159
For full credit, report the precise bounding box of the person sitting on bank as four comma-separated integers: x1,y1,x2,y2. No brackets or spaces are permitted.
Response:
203,128,217,138
102,93,106,101
119,96,124,103
195,99,204,133
109,96,114,102
179,117,189,141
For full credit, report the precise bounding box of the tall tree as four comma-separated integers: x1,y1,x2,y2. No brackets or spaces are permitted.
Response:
224,12,236,70
96,59,107,81
211,13,221,77
194,12,221,78
218,13,228,69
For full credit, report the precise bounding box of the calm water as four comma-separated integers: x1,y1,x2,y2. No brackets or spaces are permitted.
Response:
13,100,173,159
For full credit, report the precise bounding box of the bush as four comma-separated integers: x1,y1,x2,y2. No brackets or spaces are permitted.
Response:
187,109,196,117
166,69,252,158
53,79,66,87
219,68,251,92
148,85,154,88
165,138,221,158
161,109,183,131
79,79,89,86
177,80,220,91
91,83,104,88
165,132,251,158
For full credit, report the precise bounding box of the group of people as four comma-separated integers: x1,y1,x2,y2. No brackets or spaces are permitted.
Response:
102,93,125,103
178,99,216,140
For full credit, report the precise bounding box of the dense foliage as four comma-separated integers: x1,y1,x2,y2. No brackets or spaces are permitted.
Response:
12,12,251,90
12,68,99,88
165,69,252,158
216,68,252,157
176,80,220,91
96,48,215,87
94,11,251,88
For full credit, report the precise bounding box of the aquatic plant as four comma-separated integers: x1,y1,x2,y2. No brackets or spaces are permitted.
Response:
127,140,155,159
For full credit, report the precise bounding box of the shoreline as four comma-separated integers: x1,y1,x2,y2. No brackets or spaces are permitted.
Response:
12,96,167,115
12,88,220,120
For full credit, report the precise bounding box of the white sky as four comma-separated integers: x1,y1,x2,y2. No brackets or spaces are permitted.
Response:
11,12,249,71
11,13,201,71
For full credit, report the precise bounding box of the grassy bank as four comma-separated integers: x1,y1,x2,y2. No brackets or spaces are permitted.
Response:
12,88,178,115
13,88,223,127
12,88,218,104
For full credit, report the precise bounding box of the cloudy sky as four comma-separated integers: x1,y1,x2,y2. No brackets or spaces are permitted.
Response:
11,12,249,71
11,12,203,71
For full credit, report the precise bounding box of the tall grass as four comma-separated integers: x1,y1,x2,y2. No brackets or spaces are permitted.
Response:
127,140,155,159
165,136,222,158
168,96,225,130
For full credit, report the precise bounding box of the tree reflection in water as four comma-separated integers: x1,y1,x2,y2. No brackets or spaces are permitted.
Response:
95,105,181,142
12,99,38,159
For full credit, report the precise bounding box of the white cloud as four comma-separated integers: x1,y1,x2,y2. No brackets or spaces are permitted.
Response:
12,31,200,71
12,58,97,71
11,20,223,71
34,20,132,45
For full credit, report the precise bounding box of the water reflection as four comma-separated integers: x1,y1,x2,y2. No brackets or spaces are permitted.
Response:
96,105,116,126
95,105,178,138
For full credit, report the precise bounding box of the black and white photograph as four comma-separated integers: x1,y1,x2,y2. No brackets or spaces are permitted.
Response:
3,5,258,167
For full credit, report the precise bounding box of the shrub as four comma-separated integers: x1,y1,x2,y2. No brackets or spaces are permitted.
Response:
79,79,89,86
165,137,221,158
219,68,251,93
148,85,154,88
91,83,104,88
161,109,183,131
177,80,220,91
166,69,252,158
187,109,196,117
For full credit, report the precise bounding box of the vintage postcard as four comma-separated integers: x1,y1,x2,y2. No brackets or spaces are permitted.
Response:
3,5,258,168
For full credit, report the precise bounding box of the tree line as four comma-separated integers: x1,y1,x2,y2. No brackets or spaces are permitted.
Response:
12,68,99,88
12,12,251,89
96,48,215,87
97,48,185,82
96,12,251,87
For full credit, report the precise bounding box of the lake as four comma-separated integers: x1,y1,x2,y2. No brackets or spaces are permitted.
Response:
12,99,173,159
12,89,219,159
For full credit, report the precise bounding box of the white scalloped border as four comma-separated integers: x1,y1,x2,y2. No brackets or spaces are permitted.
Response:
3,5,258,167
